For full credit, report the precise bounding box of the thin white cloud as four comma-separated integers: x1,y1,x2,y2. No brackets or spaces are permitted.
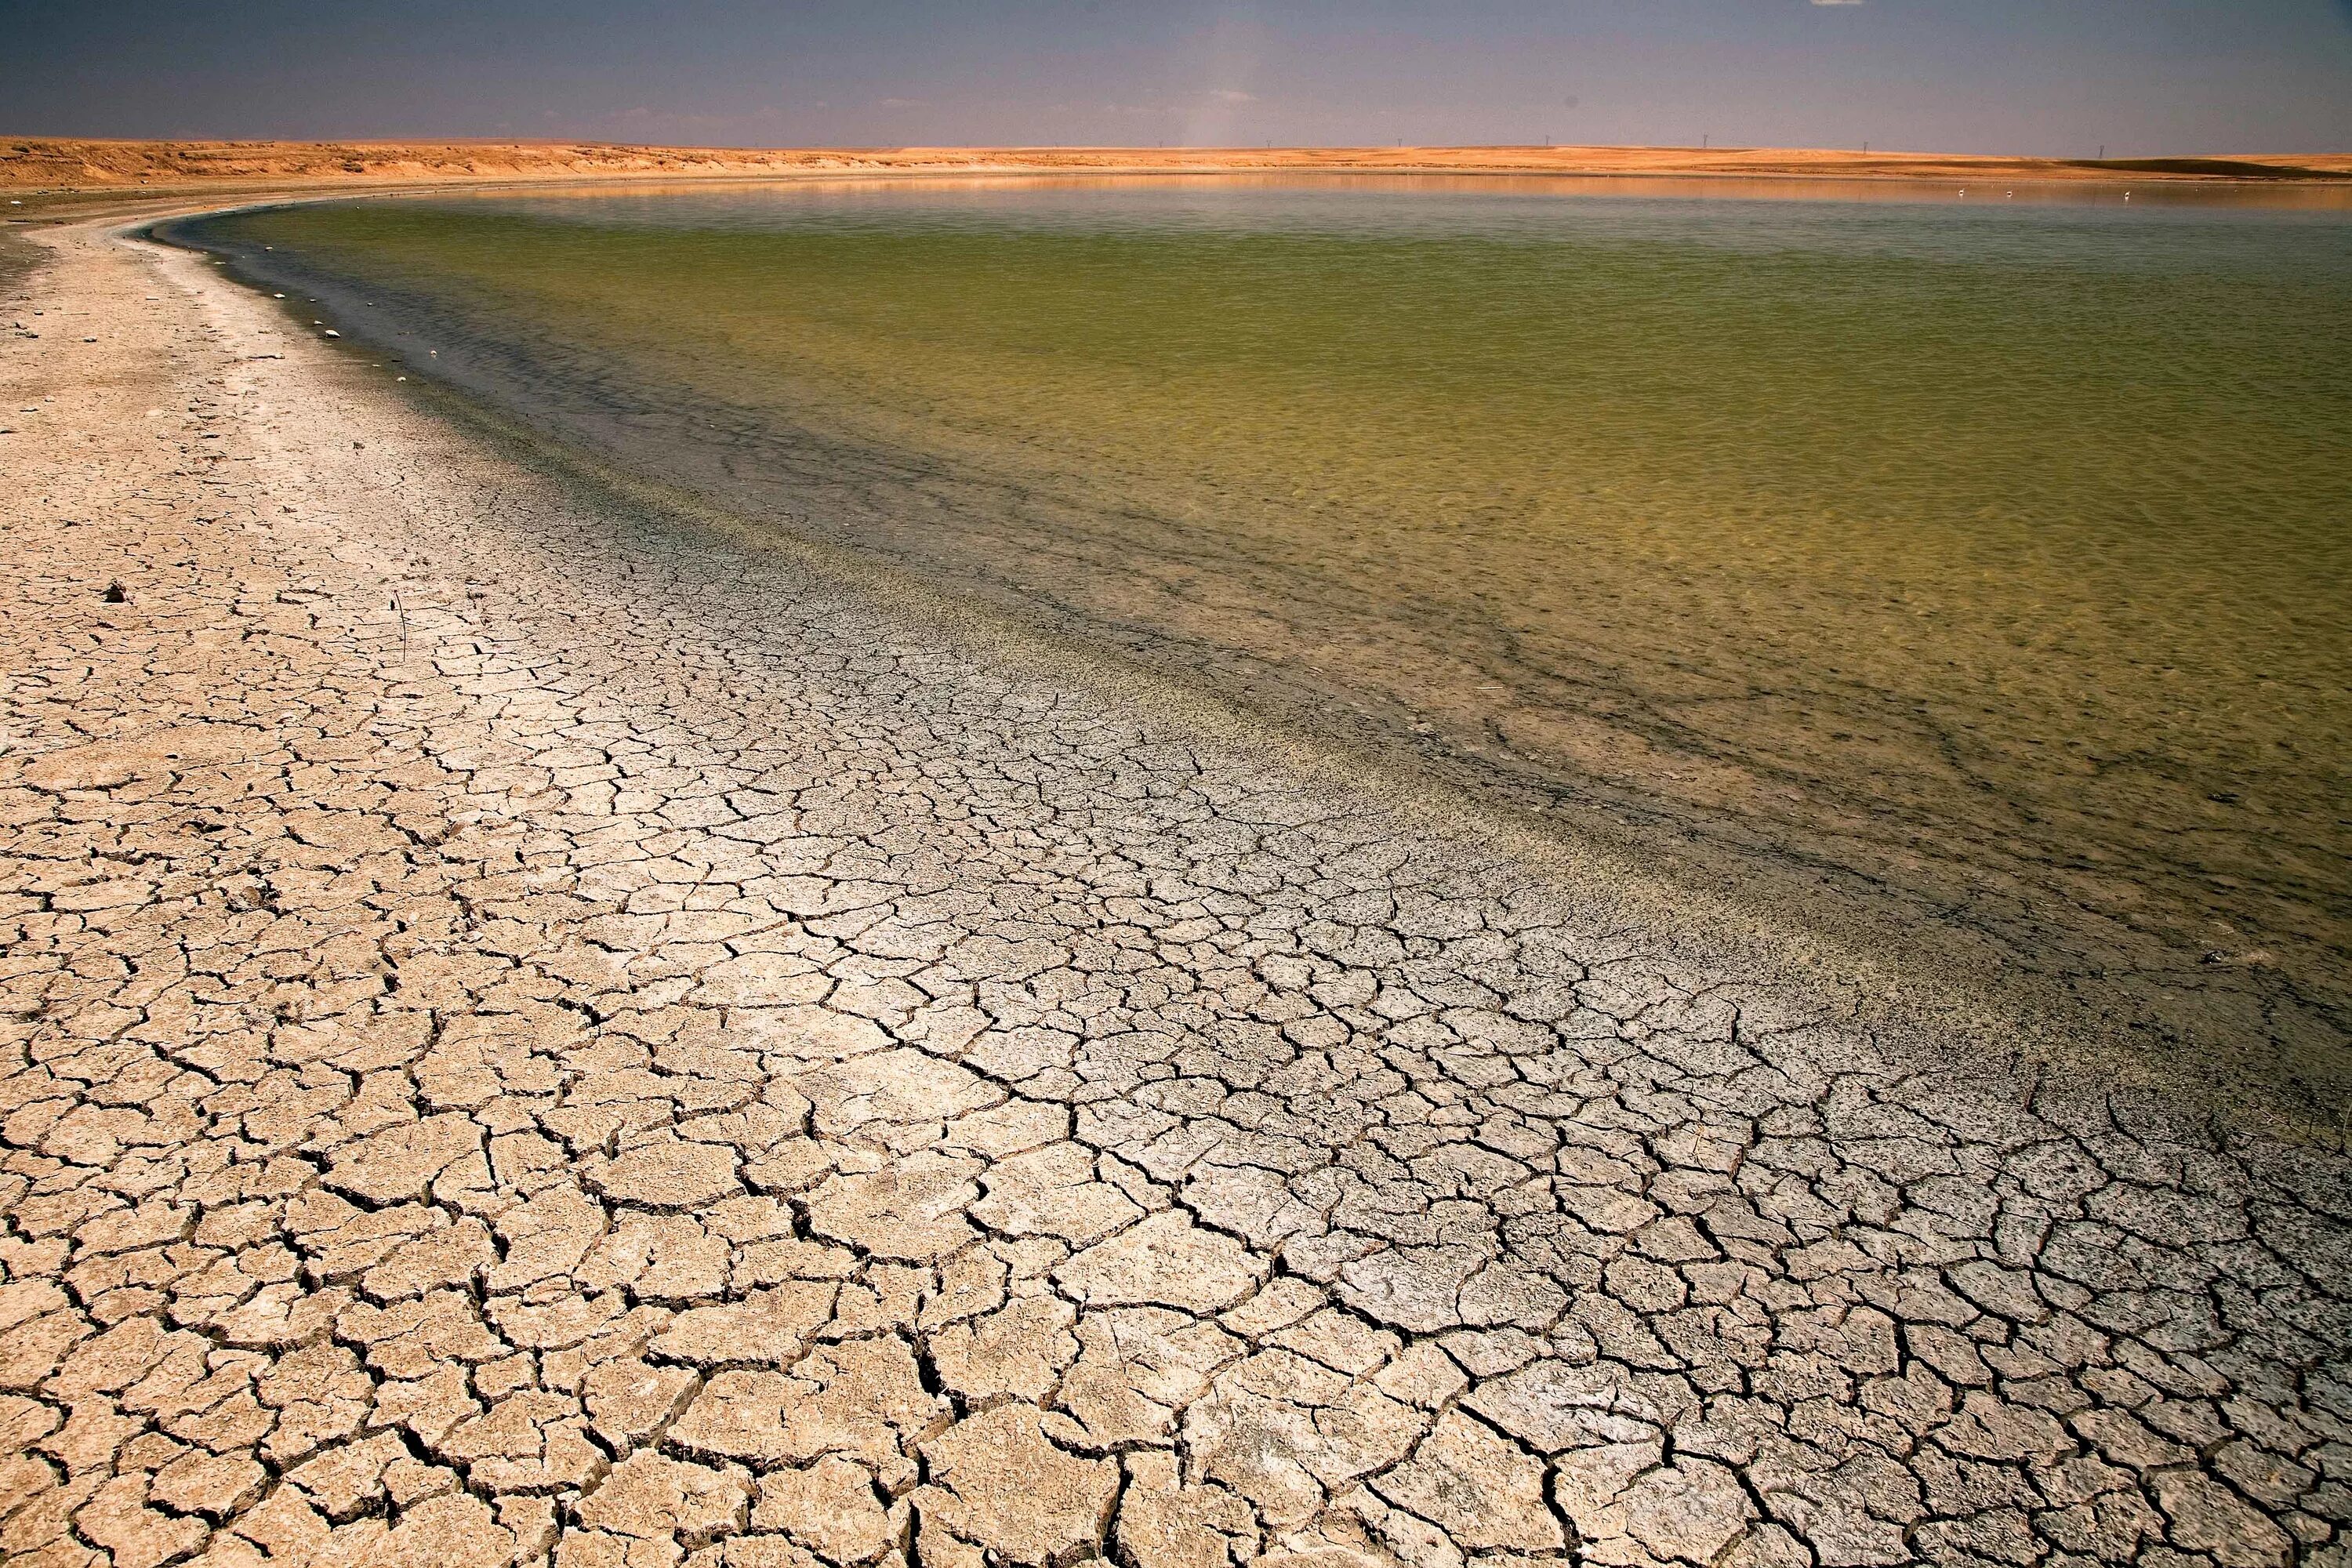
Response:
1181,16,1262,145
1208,89,1257,103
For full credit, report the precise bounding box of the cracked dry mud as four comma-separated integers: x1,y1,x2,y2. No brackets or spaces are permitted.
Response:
1,216,2347,1568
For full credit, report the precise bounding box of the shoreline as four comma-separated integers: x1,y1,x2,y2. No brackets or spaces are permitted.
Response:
154,191,2352,1135
1,209,2347,1565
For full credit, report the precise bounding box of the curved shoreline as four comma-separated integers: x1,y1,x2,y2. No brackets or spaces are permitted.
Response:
154,189,2352,1133
0,209,2346,1566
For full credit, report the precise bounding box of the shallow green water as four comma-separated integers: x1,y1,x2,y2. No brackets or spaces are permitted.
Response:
179,177,2352,1091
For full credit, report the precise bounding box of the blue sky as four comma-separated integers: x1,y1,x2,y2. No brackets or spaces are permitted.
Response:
8,0,2350,154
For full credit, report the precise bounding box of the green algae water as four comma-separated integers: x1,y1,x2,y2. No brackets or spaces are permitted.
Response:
172,176,2352,1100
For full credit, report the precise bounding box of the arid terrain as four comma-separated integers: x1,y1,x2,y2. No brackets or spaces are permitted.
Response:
4,137,2350,197
0,196,2346,1568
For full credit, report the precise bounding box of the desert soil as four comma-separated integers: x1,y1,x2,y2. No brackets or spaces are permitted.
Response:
6,139,2350,198
0,216,2347,1568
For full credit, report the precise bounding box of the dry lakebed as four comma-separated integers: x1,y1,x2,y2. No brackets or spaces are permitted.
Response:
0,207,2346,1568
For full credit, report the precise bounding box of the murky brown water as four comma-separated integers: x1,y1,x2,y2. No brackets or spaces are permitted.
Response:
172,176,2352,1104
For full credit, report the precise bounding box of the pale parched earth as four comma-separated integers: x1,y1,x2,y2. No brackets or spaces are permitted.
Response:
1,217,2348,1568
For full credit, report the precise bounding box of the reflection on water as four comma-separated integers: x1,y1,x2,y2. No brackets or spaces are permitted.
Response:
174,176,2352,1104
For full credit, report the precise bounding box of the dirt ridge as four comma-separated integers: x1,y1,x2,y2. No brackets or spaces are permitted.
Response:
6,136,2349,193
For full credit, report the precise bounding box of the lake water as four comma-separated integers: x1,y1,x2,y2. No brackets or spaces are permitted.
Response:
170,176,2352,1108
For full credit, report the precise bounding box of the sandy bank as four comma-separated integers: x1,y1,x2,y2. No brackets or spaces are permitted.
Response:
5,136,2350,198
0,213,2346,1566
